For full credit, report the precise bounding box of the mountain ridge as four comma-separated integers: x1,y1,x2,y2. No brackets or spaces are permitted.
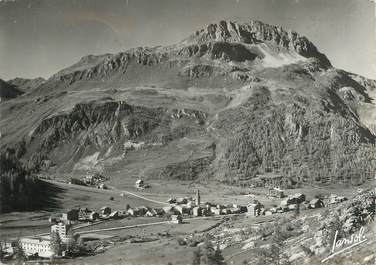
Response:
0,19,375,188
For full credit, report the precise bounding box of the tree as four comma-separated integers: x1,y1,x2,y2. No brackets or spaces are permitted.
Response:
67,233,81,254
0,242,4,262
15,240,26,264
192,247,202,265
192,240,226,265
50,231,63,256
213,245,225,265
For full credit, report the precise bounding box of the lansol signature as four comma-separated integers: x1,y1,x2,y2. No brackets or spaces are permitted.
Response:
321,226,367,263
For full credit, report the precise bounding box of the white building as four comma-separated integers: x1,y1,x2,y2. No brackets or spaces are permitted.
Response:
19,237,53,258
51,222,71,243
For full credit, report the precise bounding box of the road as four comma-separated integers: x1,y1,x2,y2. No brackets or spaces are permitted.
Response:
107,184,170,205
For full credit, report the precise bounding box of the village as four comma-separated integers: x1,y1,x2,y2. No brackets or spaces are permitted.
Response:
0,176,350,262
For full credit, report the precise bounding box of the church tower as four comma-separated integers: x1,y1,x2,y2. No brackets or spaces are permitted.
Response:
196,189,201,206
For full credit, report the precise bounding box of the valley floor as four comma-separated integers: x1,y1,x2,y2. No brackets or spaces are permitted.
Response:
1,176,374,265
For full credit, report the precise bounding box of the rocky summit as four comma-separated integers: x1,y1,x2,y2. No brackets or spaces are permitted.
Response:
1,20,375,188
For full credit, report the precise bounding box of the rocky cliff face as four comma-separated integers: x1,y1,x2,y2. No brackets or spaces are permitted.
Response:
1,19,375,186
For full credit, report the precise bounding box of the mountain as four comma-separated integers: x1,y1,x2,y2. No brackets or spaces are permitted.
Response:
0,78,23,100
7,77,45,91
1,20,375,188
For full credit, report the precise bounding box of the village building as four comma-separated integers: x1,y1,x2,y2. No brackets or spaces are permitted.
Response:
98,183,107,189
78,208,91,220
211,207,221,215
176,197,188,205
265,210,273,216
162,206,178,215
193,206,203,216
19,237,53,258
61,209,79,222
135,179,144,188
69,178,86,186
167,197,176,204
229,207,242,214
247,200,263,216
268,187,285,198
221,208,231,215
329,194,347,204
145,209,157,217
109,211,119,219
309,198,325,209
290,193,306,204
127,208,138,216
51,222,71,243
89,211,99,221
170,215,182,224
100,206,111,216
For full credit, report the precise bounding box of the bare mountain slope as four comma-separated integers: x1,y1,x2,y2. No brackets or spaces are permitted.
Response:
0,79,24,100
1,20,375,187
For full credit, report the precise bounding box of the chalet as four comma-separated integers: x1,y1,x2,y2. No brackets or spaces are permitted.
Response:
138,206,149,215
61,209,79,222
127,206,147,216
100,206,111,216
78,208,91,220
84,175,95,185
229,207,241,214
265,210,273,216
309,198,325,209
174,205,184,215
221,208,231,215
329,194,347,204
247,200,263,216
280,198,291,206
109,211,119,219
145,209,157,217
98,183,107,190
269,187,285,198
69,178,86,186
127,208,137,216
162,206,181,215
89,211,99,221
290,193,306,204
216,204,225,210
211,207,222,215
170,215,182,224
135,179,144,188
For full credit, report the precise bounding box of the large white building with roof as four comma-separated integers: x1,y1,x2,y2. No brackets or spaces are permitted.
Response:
19,236,53,258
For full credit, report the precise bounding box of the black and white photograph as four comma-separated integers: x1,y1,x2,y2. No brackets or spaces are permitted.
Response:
0,0,375,264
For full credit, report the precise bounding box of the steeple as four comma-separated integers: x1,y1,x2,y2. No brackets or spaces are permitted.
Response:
196,189,201,206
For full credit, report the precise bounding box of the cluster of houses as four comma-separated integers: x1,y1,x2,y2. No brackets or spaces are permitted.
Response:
263,188,348,216
68,173,109,189
49,189,350,226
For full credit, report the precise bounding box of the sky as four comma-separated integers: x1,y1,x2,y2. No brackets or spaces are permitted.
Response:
0,0,375,80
